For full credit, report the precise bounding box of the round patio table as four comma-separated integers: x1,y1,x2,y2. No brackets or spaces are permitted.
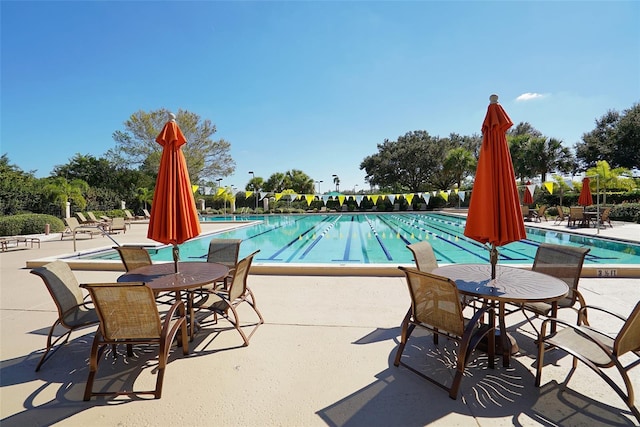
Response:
432,264,568,367
118,262,229,339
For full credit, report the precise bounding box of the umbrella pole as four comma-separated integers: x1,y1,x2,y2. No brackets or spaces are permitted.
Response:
172,244,179,273
490,244,498,280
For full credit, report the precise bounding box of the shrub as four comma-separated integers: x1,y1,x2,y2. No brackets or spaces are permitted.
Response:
610,203,640,223
0,214,65,236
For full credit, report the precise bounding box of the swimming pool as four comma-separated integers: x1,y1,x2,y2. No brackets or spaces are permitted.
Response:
85,213,640,269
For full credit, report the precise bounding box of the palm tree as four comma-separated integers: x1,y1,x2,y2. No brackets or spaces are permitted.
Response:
333,175,340,192
586,160,633,205
42,177,89,215
136,186,154,210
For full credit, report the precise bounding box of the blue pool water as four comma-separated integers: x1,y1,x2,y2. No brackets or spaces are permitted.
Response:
87,213,640,266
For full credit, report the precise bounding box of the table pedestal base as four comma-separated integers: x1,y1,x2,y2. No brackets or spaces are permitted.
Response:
478,331,519,356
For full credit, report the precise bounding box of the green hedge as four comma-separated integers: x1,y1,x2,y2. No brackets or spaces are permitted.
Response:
0,214,65,236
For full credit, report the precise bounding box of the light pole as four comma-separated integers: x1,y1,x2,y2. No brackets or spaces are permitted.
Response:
249,171,258,211
216,178,225,214
315,180,323,194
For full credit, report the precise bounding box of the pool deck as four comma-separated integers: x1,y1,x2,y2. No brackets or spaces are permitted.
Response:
1,217,639,426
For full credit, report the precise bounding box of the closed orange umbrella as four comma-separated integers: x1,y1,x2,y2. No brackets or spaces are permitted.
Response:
578,177,593,207
147,113,201,272
523,180,533,205
464,95,526,278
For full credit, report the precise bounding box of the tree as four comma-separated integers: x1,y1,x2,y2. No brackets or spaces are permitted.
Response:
586,160,633,205
0,154,37,215
333,175,340,192
263,172,287,192
109,108,236,183
575,104,640,170
508,122,543,138
42,177,89,214
52,154,115,188
442,147,476,190
360,131,455,192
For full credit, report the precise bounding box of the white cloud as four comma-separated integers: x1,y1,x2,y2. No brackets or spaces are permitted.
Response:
516,92,546,102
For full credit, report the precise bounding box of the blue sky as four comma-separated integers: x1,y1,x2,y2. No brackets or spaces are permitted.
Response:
2,1,639,193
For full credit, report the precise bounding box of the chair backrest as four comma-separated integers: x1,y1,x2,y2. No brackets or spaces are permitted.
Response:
64,217,82,230
615,301,640,356
522,206,530,216
601,207,611,222
82,282,162,340
143,208,151,218
111,217,126,230
569,207,584,220
206,239,242,268
76,212,90,223
398,267,464,337
30,261,84,319
123,210,135,219
114,246,152,272
227,250,259,301
87,212,100,222
532,243,590,307
556,207,565,219
406,241,438,273
537,205,547,216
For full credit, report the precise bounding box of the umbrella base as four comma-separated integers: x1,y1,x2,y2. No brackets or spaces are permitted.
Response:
478,330,519,355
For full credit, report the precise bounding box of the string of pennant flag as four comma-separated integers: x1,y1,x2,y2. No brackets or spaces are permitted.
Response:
191,180,568,207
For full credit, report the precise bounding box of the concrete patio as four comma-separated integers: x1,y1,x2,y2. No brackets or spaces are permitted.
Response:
1,218,639,426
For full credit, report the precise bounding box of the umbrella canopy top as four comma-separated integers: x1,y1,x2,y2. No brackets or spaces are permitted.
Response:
578,177,593,207
147,117,201,246
464,95,526,247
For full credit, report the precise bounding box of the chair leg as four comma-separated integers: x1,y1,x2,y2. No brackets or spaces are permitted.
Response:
393,309,413,367
83,334,102,401
35,321,71,372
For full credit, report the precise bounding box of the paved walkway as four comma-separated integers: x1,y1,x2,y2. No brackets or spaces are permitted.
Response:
0,219,639,426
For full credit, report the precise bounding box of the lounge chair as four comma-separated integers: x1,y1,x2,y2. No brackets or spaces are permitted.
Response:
108,217,127,234
86,212,105,223
394,267,495,399
76,212,97,225
532,205,547,222
81,281,189,400
198,250,264,346
536,301,640,423
61,217,102,240
143,208,151,219
123,209,144,221
600,207,613,228
30,261,100,371
553,206,566,225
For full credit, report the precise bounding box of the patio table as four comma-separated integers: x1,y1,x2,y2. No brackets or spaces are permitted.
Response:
432,264,568,367
118,262,229,339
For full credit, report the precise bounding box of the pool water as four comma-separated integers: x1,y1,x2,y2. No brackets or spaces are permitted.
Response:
88,213,640,266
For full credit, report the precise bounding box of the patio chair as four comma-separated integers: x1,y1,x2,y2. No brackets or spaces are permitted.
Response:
198,250,264,346
86,212,105,223
143,208,151,219
535,301,640,423
568,207,585,227
406,241,438,273
553,206,566,225
81,281,189,400
30,261,100,371
509,243,590,335
113,246,152,272
206,239,242,290
394,267,496,399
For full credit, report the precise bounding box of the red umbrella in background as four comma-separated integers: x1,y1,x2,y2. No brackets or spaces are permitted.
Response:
578,177,593,207
464,95,526,279
523,180,534,205
147,113,201,272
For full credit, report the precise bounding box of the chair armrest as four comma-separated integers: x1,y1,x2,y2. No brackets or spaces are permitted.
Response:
539,316,614,359
465,305,495,334
577,304,628,325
